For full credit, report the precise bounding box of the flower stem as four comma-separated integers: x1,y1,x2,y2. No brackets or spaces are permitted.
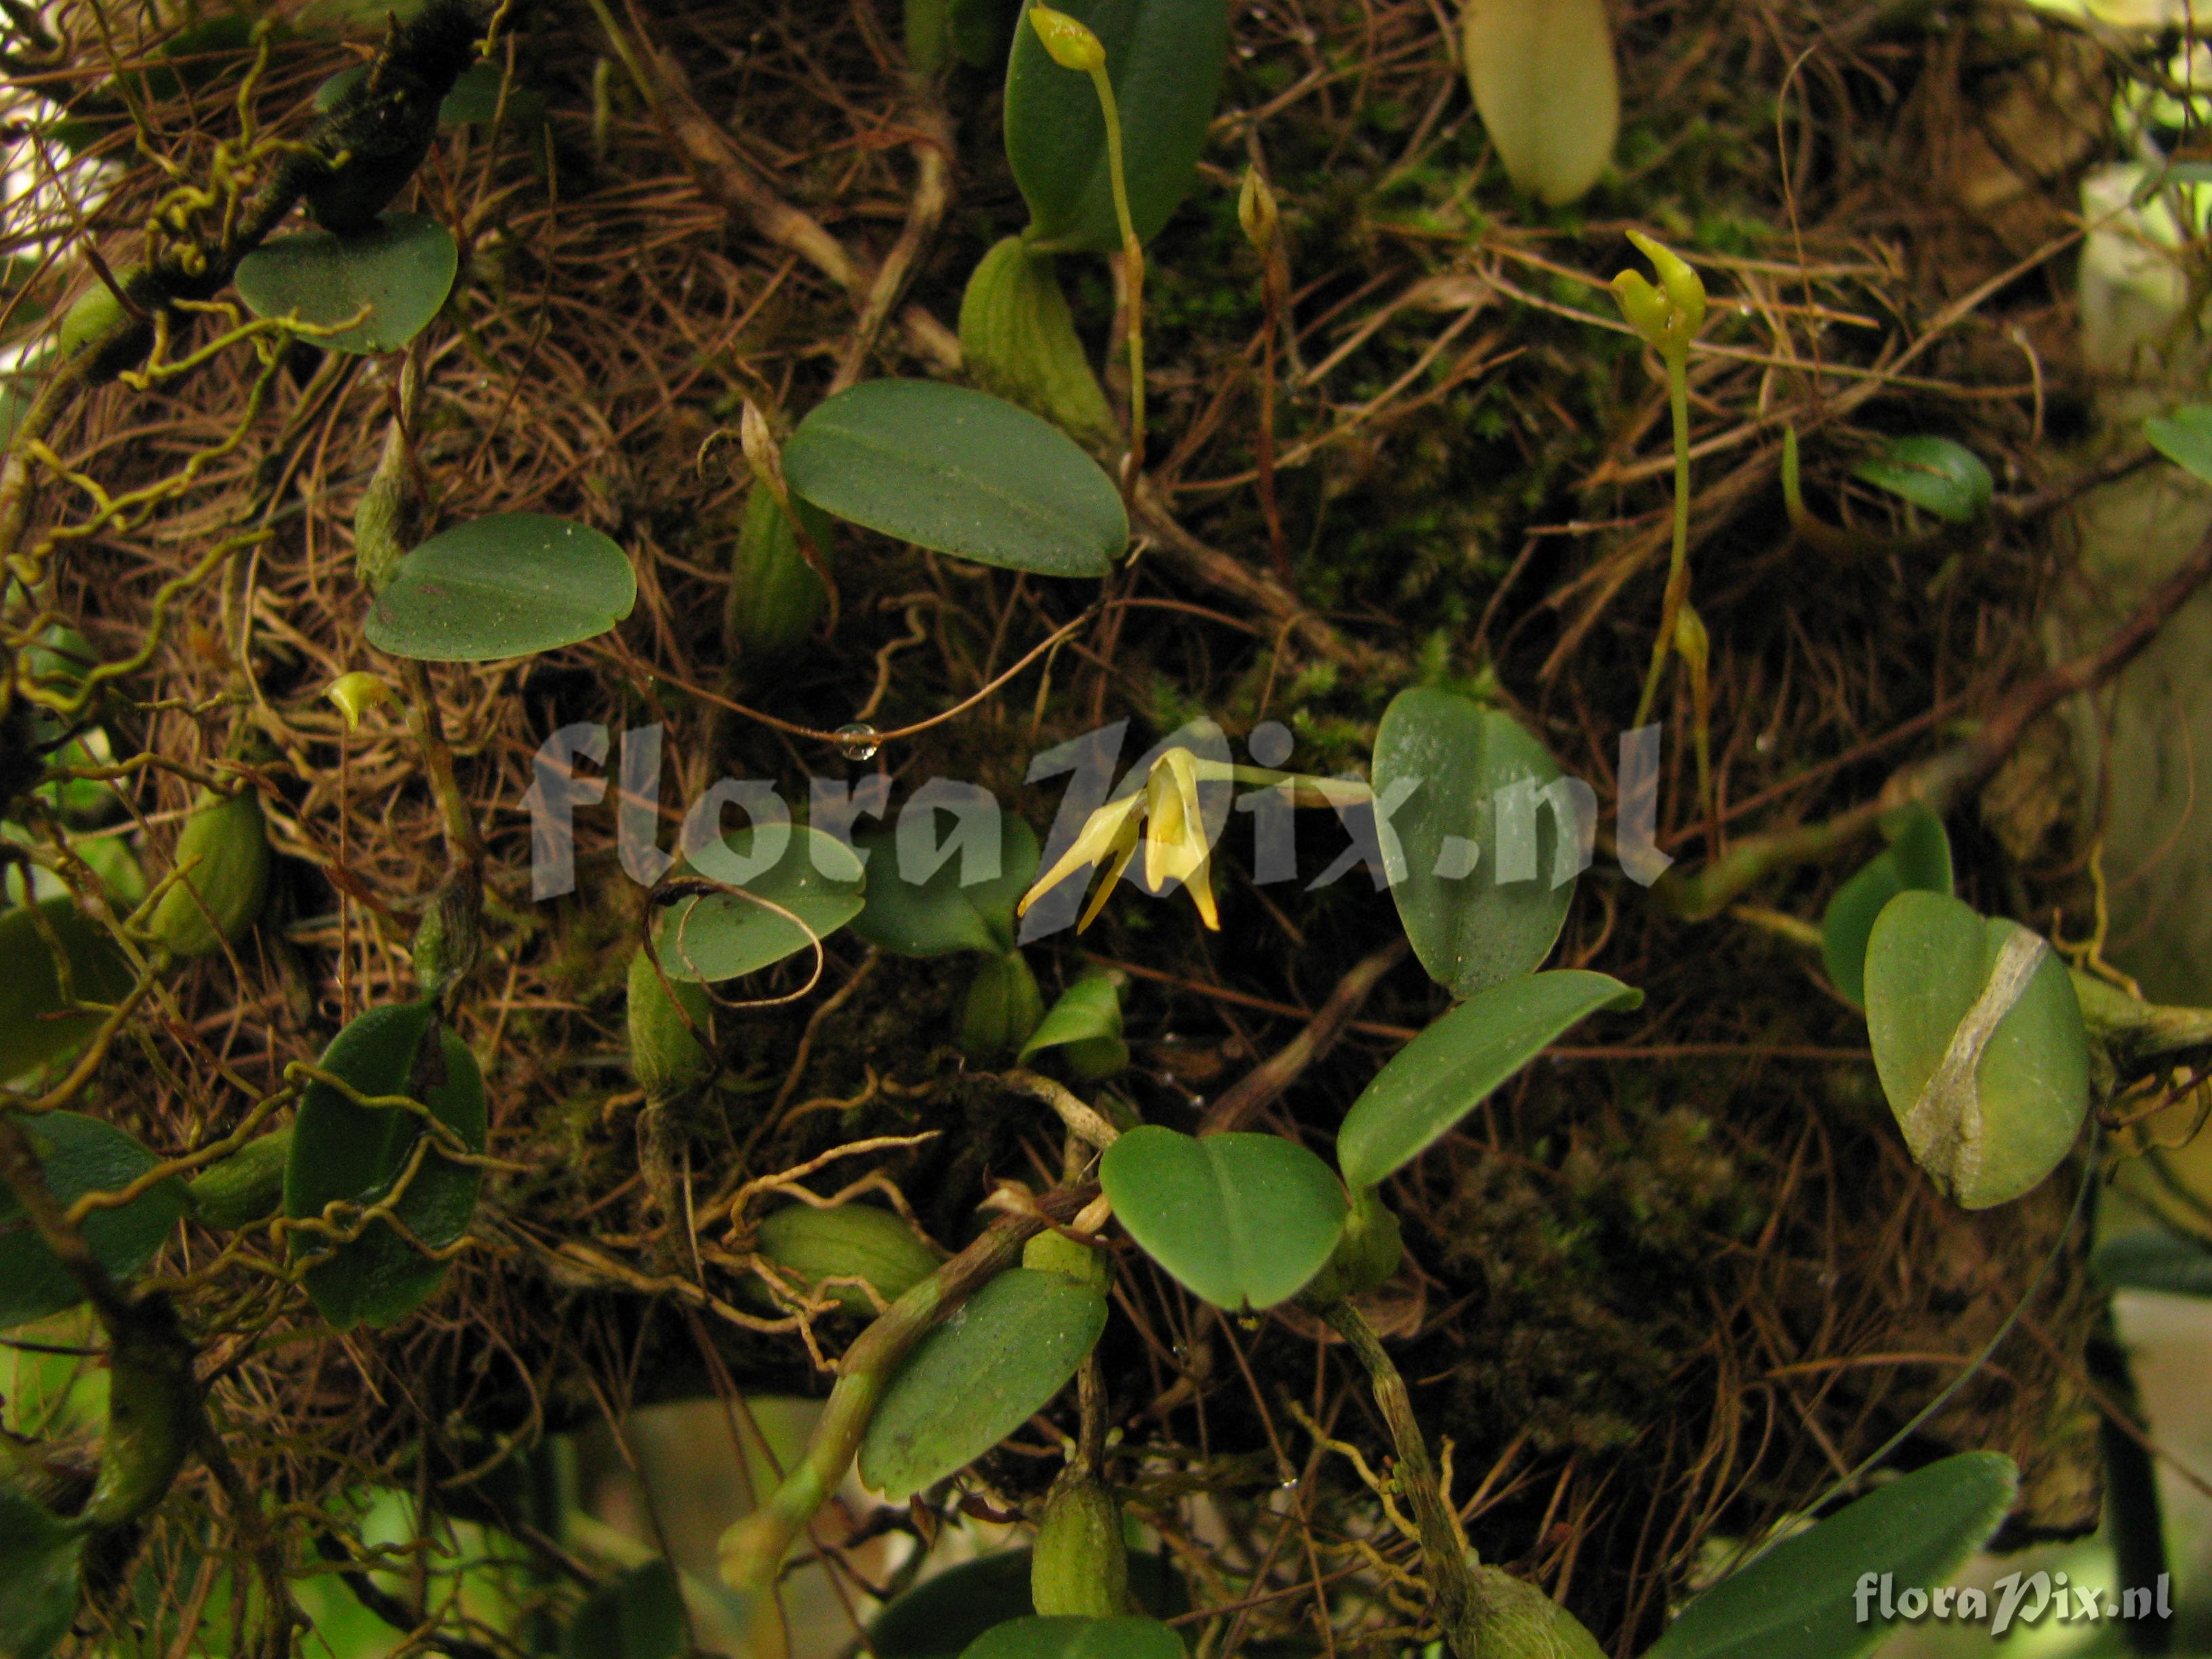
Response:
1633,350,1693,729
1088,62,1145,494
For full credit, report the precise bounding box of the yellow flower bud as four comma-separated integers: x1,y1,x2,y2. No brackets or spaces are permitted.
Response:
1028,4,1106,73
1610,270,1672,350
325,670,396,731
1626,229,1706,339
1237,167,1279,253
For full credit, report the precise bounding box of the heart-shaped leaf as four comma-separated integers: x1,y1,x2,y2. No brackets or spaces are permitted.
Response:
0,899,135,1081
234,211,457,354
1820,802,1952,1009
961,1616,1186,1659
851,811,1040,958
1851,436,1992,525
2093,1229,2212,1297
1373,689,1584,1000
1648,1453,2018,1659
859,1268,1107,1500
1864,893,2089,1210
1100,1127,1345,1311
365,513,636,661
1336,971,1641,1190
651,826,865,983
783,381,1126,578
2145,405,2212,485
1019,972,1127,1079
1004,0,1228,252
0,1482,82,1659
561,1560,686,1659
284,1001,486,1328
0,1111,188,1330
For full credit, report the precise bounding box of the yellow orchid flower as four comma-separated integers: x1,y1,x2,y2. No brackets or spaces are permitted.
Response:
1020,748,1223,932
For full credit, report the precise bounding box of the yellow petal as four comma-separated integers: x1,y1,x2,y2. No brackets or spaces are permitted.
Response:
1018,790,1145,918
1078,815,1143,933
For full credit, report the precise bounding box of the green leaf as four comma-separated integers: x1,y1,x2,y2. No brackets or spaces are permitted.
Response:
364,513,637,661
1003,0,1229,252
1864,894,2089,1210
0,1482,83,1659
859,1269,1108,1500
1099,1127,1345,1311
2144,405,2212,485
851,812,1040,957
1850,437,1992,525
283,1001,487,1328
1019,972,1128,1079
1336,972,1641,1189
783,381,1126,578
234,211,457,354
1819,802,1952,1009
0,1111,188,1330
2093,1229,2212,1296
874,1551,1040,1659
960,1616,1186,1659
0,898,136,1082
872,1549,1188,1659
314,60,524,125
1647,1453,2018,1659
562,1560,685,1659
1372,689,1583,1000
650,826,866,983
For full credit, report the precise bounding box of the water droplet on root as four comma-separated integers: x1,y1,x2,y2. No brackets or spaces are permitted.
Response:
833,722,880,762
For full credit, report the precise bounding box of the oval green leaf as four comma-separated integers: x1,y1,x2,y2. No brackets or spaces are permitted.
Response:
234,211,457,354
651,825,865,983
561,1560,685,1659
0,1482,82,1659
1647,1453,2018,1659
283,1001,487,1328
0,1111,188,1330
962,1616,1185,1659
2146,404,2212,484
851,811,1040,958
1851,436,1992,525
1864,893,2089,1210
0,899,135,1082
1018,972,1128,1080
859,1268,1107,1500
365,513,636,661
1373,689,1583,1000
1336,970,1641,1190
783,380,1126,578
1099,1127,1346,1311
1004,0,1229,252
1819,802,1952,1009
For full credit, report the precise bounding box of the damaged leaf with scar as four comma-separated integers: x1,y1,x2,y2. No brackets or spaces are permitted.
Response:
1864,890,2091,1208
